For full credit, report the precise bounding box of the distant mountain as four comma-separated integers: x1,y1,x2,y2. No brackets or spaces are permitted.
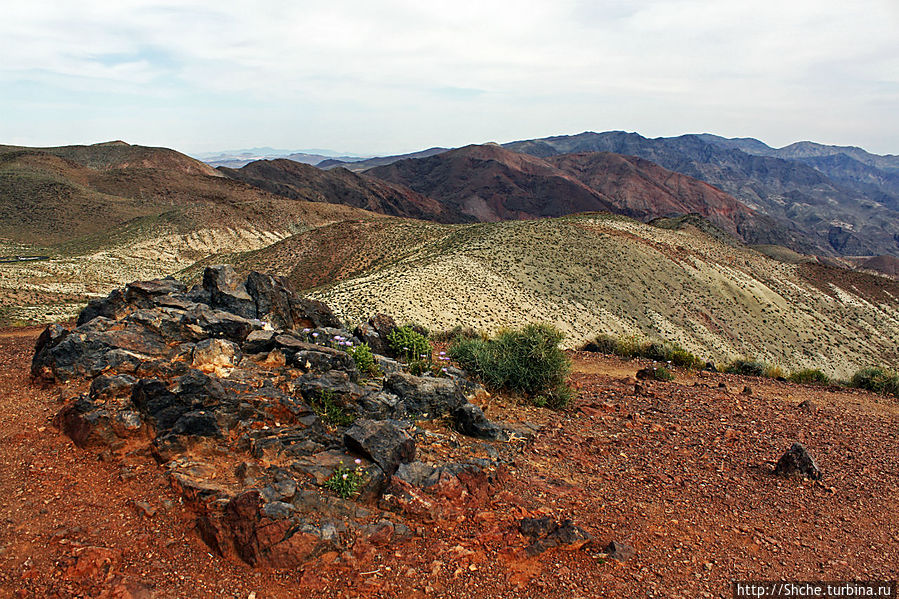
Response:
218,158,466,223
365,144,810,250
196,147,370,169
0,141,375,246
697,135,899,173
503,131,899,256
319,147,450,172
367,144,619,222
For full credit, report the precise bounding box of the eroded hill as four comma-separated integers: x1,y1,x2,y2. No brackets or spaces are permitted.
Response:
237,214,899,378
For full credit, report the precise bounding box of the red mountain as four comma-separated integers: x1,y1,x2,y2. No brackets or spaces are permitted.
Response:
219,159,465,223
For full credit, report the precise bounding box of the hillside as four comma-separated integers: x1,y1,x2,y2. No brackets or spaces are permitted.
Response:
503,131,899,256
0,142,381,324
236,213,899,378
219,159,464,222
367,144,620,222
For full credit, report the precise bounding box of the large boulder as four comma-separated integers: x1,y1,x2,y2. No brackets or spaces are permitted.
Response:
203,265,256,319
384,372,466,417
344,419,415,475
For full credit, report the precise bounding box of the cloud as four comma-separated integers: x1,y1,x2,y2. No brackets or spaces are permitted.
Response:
0,0,897,154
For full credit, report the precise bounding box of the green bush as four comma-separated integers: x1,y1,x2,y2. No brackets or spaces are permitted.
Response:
386,325,433,375
643,365,674,381
724,359,767,377
430,325,484,344
449,323,572,408
583,333,704,369
346,342,379,377
850,366,899,397
787,368,830,385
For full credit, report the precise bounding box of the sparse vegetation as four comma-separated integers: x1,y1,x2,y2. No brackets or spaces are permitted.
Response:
787,368,830,385
309,389,355,427
585,333,704,369
643,365,675,381
724,359,767,377
849,366,899,398
386,325,433,375
323,460,366,499
430,325,484,343
346,342,380,377
449,323,572,408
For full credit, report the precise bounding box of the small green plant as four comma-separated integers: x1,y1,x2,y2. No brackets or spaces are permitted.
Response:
387,325,433,375
787,368,830,385
644,365,674,381
450,323,572,409
309,389,355,427
346,342,380,377
850,366,899,397
323,460,366,499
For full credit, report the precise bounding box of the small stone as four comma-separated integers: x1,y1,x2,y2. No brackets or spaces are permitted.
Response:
773,442,822,480
604,540,635,561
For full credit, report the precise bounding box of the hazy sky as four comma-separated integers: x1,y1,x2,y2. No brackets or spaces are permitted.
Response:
2,0,897,156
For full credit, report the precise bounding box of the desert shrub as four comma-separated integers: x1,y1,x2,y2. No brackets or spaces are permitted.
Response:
346,342,379,377
787,368,830,385
850,366,899,397
583,333,619,354
386,325,432,375
450,323,572,409
643,365,674,381
431,325,484,343
724,359,767,377
764,364,785,379
583,333,703,369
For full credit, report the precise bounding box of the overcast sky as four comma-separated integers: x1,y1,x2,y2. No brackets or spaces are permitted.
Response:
1,0,897,156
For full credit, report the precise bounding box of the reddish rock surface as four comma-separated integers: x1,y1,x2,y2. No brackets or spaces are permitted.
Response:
1,331,897,597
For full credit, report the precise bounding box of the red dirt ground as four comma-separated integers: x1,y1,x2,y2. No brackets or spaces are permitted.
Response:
1,329,897,598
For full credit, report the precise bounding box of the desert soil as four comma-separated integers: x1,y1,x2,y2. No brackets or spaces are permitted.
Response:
1,329,896,598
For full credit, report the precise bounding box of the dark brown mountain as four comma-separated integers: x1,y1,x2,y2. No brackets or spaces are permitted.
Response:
365,144,811,248
218,159,465,223
366,144,620,222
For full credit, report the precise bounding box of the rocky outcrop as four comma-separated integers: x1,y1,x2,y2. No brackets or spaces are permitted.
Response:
35,267,509,568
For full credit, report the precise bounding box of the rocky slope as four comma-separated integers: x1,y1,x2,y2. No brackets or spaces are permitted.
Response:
30,266,520,571
503,131,899,256
234,214,899,378
3,328,897,597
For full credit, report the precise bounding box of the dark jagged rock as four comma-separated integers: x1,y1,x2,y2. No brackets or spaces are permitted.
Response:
519,516,592,555
36,266,511,569
773,442,822,480
384,372,466,417
453,404,506,440
344,420,415,475
203,265,256,319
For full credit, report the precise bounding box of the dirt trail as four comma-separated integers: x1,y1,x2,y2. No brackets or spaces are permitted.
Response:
1,331,897,598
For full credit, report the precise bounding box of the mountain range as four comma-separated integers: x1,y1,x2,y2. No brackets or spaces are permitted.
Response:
4,135,899,376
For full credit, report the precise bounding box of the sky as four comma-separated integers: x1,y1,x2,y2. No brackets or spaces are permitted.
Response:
1,0,897,156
